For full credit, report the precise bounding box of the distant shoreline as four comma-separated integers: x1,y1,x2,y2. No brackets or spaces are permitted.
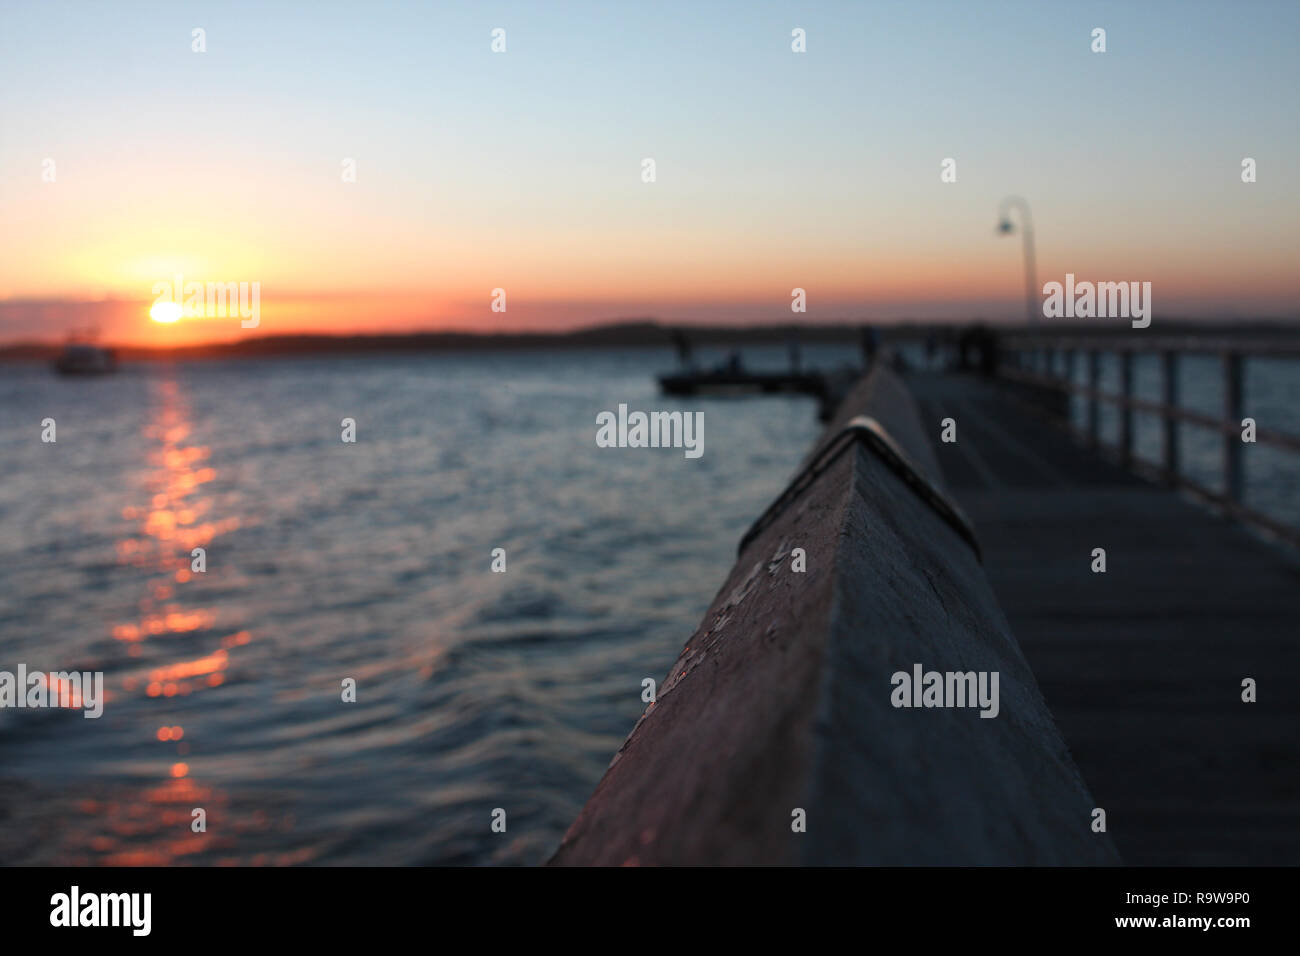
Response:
2,318,1298,362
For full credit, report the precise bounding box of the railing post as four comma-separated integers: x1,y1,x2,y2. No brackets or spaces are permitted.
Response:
1119,352,1134,465
1062,349,1077,427
1224,352,1244,507
1162,351,1179,485
1087,350,1100,446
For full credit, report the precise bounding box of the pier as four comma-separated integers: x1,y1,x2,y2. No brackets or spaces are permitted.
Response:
912,367,1300,864
657,326,869,420
658,368,860,422
555,328,1300,866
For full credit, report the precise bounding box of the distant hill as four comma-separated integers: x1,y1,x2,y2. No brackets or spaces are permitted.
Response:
0,320,870,361
2,317,1297,362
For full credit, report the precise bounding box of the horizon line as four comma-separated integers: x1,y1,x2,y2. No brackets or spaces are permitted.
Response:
6,315,1300,360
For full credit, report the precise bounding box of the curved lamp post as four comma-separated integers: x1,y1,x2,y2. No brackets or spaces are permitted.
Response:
996,196,1039,326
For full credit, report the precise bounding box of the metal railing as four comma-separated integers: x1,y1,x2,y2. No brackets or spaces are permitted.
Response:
994,335,1300,548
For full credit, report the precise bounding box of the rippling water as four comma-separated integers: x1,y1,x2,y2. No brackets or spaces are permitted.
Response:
0,346,841,865
2,343,1295,865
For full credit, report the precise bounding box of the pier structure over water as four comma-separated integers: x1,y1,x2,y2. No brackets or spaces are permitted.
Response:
993,332,1300,548
554,360,1120,866
915,331,1300,865
556,328,1300,866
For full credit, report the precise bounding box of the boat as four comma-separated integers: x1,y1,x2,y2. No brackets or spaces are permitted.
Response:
52,340,117,376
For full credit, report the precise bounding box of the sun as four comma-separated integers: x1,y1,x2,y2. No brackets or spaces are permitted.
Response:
150,301,183,323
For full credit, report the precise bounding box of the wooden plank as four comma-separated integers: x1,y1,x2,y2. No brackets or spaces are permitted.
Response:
551,366,1118,865
914,371,1300,865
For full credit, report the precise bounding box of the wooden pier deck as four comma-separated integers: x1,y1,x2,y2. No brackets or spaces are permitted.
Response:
554,364,1122,866
910,370,1300,866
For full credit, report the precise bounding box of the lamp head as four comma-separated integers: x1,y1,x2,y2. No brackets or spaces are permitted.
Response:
997,219,1014,235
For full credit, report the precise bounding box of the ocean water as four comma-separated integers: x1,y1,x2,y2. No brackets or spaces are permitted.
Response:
1,343,1295,866
0,346,842,865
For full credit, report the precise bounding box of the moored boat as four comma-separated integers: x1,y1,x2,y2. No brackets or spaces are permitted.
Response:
52,341,117,376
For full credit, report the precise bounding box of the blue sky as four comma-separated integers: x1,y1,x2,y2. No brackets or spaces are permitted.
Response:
1,0,1296,341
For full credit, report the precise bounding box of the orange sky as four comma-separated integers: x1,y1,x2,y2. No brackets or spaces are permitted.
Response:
2,2,1297,346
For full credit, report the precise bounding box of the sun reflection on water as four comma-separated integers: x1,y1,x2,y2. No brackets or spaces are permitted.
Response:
62,375,294,865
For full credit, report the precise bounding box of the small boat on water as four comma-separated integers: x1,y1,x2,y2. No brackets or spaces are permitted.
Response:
52,341,117,376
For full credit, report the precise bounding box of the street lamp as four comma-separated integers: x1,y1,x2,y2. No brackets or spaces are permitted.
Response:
996,196,1039,326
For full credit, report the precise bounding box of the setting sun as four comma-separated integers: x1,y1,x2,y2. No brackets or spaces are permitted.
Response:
150,301,183,323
